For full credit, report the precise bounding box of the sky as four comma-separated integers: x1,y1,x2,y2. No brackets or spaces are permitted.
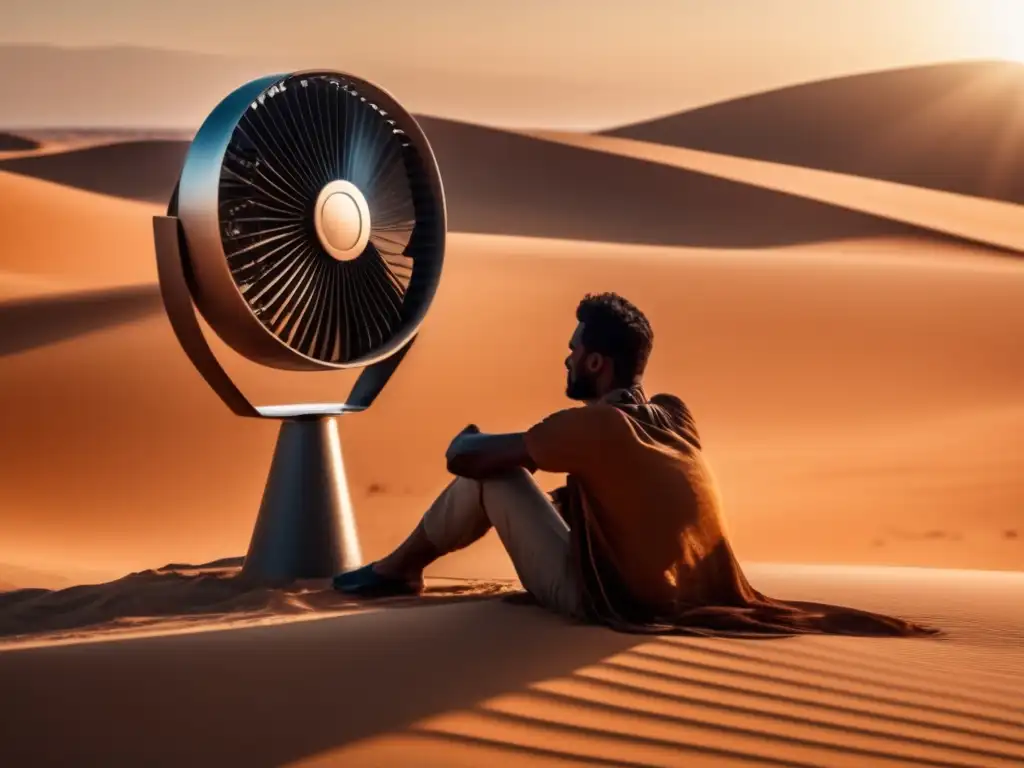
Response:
3,0,1024,128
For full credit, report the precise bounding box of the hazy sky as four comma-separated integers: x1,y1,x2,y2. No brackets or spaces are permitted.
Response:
5,0,1024,127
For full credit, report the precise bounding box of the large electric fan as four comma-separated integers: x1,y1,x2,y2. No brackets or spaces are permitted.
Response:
153,70,446,583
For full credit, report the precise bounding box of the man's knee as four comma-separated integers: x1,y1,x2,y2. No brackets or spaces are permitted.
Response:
450,467,533,495
480,467,534,487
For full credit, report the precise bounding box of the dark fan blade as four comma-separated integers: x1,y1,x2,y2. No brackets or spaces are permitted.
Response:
215,72,442,366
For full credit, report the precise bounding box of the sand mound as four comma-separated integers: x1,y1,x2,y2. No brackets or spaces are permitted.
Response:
418,115,922,248
0,560,516,644
0,565,1020,767
605,60,1024,205
530,130,1024,255
0,284,162,358
1,230,1022,580
0,171,160,287
0,121,921,248
0,139,188,203
0,131,38,151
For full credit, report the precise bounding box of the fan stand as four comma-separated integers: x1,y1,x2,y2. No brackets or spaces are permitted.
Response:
242,415,362,582
153,215,415,584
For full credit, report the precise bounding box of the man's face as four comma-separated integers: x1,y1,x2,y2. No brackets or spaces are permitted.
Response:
565,322,600,401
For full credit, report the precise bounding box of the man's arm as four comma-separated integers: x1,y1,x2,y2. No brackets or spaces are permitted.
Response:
446,431,538,479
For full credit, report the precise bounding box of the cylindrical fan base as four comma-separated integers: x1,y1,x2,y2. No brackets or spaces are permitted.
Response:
241,416,363,583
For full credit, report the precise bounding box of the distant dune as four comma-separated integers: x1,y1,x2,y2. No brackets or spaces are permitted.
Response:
417,116,922,248
0,140,188,202
604,60,1024,205
0,170,162,287
0,131,38,151
531,130,1024,255
0,563,72,591
0,118,924,249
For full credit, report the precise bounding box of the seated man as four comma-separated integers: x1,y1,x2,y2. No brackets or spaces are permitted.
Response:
334,293,936,637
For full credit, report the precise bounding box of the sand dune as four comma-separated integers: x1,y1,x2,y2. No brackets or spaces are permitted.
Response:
605,60,1024,206
416,116,927,248
0,139,189,202
0,130,38,151
528,130,1024,255
0,284,162,358
0,120,927,249
1,214,1022,579
0,559,515,642
3,64,1024,768
0,564,73,592
0,170,161,287
0,270,66,302
0,565,1021,767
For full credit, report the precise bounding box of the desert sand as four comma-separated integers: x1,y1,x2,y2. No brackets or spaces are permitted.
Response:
604,60,1024,206
1,67,1023,764
1,565,1022,766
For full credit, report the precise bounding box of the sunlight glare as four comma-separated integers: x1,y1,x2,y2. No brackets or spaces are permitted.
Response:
977,0,1024,62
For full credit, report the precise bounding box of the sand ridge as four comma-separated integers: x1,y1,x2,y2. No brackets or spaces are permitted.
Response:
604,60,1024,206
526,129,1024,255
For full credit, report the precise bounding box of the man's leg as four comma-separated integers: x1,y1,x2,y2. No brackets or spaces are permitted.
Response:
369,470,584,619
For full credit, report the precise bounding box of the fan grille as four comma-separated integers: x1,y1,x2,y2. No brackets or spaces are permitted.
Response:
217,73,440,365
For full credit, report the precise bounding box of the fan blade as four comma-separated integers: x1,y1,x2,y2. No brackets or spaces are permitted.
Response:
345,333,417,409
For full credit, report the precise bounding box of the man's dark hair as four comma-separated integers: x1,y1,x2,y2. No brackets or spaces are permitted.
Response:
575,292,654,386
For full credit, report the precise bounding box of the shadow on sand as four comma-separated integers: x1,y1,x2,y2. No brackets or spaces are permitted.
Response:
0,597,642,767
0,285,162,358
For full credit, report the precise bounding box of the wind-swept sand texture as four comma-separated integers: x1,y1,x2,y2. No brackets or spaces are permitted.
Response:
605,60,1024,205
0,565,1021,767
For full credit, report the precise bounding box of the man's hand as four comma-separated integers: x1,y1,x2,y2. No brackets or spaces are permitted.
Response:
445,424,537,479
445,423,481,464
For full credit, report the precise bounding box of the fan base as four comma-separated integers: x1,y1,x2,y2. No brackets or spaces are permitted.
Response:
241,415,363,583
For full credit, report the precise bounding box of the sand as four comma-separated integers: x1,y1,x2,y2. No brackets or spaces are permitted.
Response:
1,86,1023,765
604,60,1024,206
0,118,928,249
0,183,1021,578
526,130,1024,255
0,566,1021,767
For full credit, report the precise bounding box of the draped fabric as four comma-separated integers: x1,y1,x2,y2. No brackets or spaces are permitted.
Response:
529,387,940,638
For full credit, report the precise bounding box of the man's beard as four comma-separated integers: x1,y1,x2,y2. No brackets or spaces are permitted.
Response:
566,370,599,401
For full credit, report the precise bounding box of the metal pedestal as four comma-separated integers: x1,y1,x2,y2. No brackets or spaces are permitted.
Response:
240,416,363,583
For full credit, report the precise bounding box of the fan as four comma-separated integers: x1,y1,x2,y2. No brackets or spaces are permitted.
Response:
153,70,446,583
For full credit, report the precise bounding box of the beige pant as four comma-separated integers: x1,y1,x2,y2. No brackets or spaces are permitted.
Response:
421,468,585,619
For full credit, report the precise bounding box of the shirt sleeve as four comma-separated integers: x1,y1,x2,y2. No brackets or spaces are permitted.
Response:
524,404,623,474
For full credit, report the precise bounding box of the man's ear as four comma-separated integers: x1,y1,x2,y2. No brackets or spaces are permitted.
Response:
584,352,603,373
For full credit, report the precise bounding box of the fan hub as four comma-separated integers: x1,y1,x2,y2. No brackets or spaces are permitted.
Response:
314,180,371,261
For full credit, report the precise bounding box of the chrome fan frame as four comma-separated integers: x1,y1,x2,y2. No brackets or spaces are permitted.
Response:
176,70,446,371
